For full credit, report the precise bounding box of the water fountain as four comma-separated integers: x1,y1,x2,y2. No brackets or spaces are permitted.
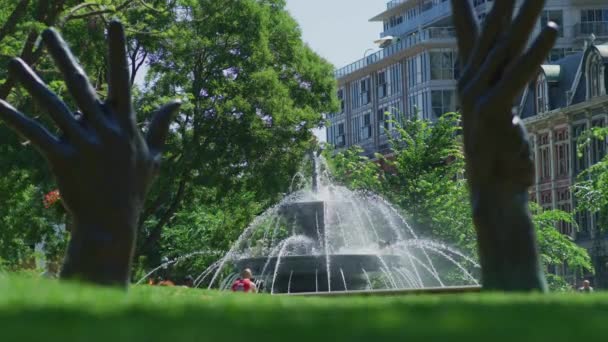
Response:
186,152,480,294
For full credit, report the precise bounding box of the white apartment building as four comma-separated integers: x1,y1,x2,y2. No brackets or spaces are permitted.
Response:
328,0,608,157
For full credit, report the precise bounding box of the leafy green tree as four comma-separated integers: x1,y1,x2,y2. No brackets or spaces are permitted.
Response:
573,126,608,232
133,0,338,265
324,145,384,192
531,204,593,274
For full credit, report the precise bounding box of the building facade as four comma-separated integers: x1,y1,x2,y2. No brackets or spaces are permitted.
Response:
328,0,608,287
522,42,608,287
328,0,608,157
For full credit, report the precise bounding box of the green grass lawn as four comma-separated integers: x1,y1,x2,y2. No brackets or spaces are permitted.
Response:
1,274,607,341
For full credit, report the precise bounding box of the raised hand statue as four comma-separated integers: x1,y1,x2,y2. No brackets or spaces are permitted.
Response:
0,21,181,287
450,0,558,291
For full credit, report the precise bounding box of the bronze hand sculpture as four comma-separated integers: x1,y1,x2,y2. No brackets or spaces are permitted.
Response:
451,0,558,291
0,21,181,287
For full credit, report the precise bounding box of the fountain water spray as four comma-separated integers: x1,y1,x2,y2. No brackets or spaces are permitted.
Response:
145,152,479,293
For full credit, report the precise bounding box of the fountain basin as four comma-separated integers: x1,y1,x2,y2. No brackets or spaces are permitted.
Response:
235,254,401,293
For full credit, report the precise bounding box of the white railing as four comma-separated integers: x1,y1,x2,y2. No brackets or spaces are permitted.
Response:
381,0,451,38
386,0,409,10
335,27,456,79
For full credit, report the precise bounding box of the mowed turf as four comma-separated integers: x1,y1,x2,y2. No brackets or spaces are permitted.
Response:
1,274,607,342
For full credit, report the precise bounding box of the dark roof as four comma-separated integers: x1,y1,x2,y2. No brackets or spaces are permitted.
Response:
520,42,608,119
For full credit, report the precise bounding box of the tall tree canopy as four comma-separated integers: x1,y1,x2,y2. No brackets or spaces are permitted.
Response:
0,0,338,271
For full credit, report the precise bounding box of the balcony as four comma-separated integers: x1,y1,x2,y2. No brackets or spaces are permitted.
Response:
380,0,451,38
574,21,608,39
387,0,411,9
334,27,456,79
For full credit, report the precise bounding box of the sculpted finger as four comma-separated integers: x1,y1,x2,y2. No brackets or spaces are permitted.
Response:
8,58,88,142
463,40,512,99
42,28,108,131
450,0,478,68
494,23,559,103
146,100,181,154
506,0,548,59
107,21,134,130
0,100,62,158
461,0,515,85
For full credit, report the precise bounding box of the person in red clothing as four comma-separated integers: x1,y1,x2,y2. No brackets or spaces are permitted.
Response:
231,268,257,293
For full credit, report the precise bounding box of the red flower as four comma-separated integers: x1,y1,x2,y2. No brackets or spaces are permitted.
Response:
43,189,61,209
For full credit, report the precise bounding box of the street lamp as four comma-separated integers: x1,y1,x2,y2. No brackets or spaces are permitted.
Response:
363,48,375,59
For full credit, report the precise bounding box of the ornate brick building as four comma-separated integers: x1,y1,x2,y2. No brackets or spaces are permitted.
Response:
521,41,608,287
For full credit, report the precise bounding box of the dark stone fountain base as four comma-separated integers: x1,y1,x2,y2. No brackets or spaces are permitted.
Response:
236,254,400,293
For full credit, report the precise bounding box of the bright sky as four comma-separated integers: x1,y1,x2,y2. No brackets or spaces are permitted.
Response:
285,0,386,68
285,0,386,141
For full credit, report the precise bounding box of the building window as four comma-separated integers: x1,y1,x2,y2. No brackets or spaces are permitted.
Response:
591,118,606,164
576,210,591,238
539,133,551,182
554,128,570,178
431,89,456,119
337,88,345,113
351,77,371,109
535,73,549,113
378,99,402,134
352,111,372,143
377,71,387,99
388,14,403,29
530,135,536,181
328,121,345,147
587,52,604,99
541,10,564,37
540,190,552,211
408,90,429,120
556,188,572,236
360,78,370,106
429,49,456,80
377,63,402,100
361,112,372,141
581,9,608,22
407,53,428,88
337,123,345,146
406,7,417,20
529,191,537,203
580,9,608,35
573,123,589,174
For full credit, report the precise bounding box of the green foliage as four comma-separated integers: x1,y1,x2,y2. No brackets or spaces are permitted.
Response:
383,112,475,253
324,145,383,192
0,169,66,270
546,273,575,292
530,203,593,274
573,126,608,235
